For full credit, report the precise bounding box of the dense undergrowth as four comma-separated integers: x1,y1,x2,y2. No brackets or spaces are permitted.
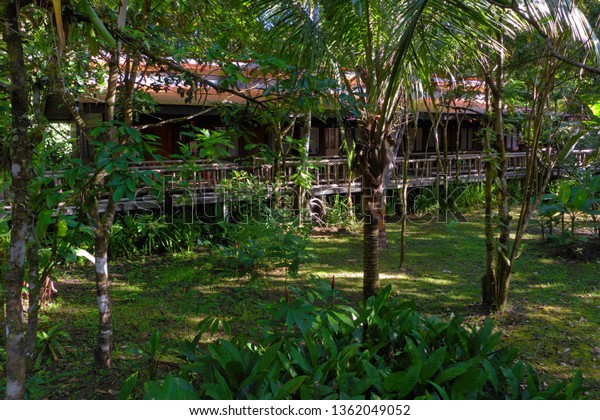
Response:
135,283,584,400
0,201,600,399
0,184,598,399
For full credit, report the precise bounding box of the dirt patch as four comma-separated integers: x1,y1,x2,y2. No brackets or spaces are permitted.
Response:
533,236,600,262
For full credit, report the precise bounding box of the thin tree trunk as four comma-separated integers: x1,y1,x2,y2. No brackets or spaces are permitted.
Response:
24,76,48,365
0,278,5,341
94,224,113,368
399,114,415,271
24,233,42,363
362,181,381,299
3,0,31,399
482,133,496,307
87,0,128,369
398,180,408,270
492,68,511,309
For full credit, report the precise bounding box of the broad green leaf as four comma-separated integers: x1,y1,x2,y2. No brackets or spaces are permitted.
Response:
558,183,571,205
570,188,588,210
276,375,307,399
427,380,450,400
451,368,488,398
144,373,198,400
436,359,478,384
201,369,233,400
126,177,136,192
421,346,447,381
565,371,583,399
118,372,139,400
35,209,54,239
113,185,126,203
56,219,68,238
384,364,421,398
483,359,499,392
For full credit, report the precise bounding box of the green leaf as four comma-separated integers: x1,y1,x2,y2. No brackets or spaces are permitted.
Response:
384,364,421,398
250,341,282,378
427,380,450,400
201,369,233,400
570,188,588,210
149,330,160,357
421,346,447,381
451,368,488,398
126,177,136,192
288,346,312,374
557,183,571,205
144,373,198,400
276,375,307,399
483,359,499,392
118,372,139,400
113,185,126,203
436,359,477,384
565,371,583,399
35,209,54,239
56,219,68,238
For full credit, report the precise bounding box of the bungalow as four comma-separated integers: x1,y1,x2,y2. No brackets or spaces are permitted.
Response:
44,61,520,163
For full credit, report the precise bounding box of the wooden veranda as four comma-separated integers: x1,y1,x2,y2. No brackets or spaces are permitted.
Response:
0,150,596,214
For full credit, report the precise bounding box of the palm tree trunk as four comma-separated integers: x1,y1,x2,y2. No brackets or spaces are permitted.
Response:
362,181,381,299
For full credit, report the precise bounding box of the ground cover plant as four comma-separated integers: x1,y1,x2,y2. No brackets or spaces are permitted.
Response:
0,212,597,399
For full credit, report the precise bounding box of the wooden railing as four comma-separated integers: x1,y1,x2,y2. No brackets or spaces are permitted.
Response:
134,152,530,191
1,150,596,212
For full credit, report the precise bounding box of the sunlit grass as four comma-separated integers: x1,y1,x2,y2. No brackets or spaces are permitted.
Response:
15,211,598,399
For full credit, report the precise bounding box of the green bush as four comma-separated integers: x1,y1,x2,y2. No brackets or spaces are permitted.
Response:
324,194,359,229
109,214,205,259
139,283,583,400
215,216,312,279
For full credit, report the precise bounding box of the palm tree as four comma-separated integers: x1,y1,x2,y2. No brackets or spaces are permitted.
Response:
260,0,503,299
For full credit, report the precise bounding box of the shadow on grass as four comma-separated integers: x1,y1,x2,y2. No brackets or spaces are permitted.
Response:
24,215,599,399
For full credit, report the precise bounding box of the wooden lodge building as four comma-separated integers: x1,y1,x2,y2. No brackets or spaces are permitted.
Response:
45,63,519,162
39,61,566,213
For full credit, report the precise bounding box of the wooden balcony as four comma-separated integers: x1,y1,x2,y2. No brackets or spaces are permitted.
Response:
0,150,596,214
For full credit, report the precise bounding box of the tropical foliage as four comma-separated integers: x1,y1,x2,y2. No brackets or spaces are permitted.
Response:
137,283,583,400
1,0,600,401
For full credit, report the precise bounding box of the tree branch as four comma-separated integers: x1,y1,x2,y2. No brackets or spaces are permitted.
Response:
114,29,270,109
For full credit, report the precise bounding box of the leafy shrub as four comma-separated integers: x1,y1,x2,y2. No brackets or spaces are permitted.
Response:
323,194,358,229
537,174,600,244
34,323,71,369
109,214,205,259
140,283,583,400
215,216,312,279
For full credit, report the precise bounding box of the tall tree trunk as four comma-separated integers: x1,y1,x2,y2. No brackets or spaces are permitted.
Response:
492,79,512,309
482,32,512,311
88,0,128,369
24,78,48,364
481,116,496,308
0,280,5,342
3,0,32,399
399,113,415,271
362,180,381,299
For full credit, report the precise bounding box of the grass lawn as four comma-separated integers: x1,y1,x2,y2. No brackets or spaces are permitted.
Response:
2,212,598,399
